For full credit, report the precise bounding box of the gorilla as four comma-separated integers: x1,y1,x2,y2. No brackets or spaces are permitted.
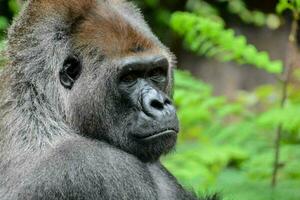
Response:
0,0,219,199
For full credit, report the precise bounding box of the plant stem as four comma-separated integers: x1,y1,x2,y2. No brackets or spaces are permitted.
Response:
271,12,298,188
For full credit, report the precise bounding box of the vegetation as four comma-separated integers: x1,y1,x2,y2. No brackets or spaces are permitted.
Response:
1,0,300,199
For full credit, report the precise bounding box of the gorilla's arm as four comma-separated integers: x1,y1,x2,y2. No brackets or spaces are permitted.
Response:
10,138,163,200
12,139,109,200
11,138,218,200
149,163,220,200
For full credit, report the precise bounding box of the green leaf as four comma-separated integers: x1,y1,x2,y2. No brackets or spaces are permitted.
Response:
0,16,9,30
277,0,294,13
170,12,283,74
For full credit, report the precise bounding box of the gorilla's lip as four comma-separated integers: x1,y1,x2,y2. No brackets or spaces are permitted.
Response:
134,129,177,142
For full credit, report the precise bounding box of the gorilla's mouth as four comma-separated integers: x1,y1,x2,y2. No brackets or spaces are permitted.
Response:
134,129,178,142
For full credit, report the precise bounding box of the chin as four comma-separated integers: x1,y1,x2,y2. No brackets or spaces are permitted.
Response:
132,132,178,162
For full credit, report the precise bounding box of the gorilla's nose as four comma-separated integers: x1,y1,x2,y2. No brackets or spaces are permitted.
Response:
142,89,175,119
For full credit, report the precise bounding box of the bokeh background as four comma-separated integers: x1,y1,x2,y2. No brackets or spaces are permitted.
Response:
1,0,300,199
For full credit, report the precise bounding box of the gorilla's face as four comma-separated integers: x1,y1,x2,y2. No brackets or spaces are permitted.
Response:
58,0,179,162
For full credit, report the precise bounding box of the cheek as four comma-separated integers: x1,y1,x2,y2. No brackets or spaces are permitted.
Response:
63,83,99,127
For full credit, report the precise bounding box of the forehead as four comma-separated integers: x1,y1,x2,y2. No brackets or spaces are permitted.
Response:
72,0,163,58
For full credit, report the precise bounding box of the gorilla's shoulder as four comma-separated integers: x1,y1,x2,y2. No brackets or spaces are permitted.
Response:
43,137,143,170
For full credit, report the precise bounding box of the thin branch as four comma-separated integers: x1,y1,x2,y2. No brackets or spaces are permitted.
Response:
271,12,299,188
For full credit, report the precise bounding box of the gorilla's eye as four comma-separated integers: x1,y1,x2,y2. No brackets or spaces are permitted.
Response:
59,56,82,90
120,72,138,84
149,68,166,82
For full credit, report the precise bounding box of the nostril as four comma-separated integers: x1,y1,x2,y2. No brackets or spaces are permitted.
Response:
164,99,171,105
150,99,164,111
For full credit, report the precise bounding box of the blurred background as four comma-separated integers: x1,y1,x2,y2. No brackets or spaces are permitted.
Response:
1,0,300,199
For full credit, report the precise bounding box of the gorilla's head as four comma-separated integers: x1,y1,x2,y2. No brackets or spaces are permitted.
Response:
9,0,179,162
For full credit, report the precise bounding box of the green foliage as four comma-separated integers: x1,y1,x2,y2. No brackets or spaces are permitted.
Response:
216,169,300,200
164,70,300,199
171,12,283,74
186,0,224,24
257,104,300,132
223,0,280,29
227,0,268,26
186,0,281,29
0,0,20,40
277,0,300,14
8,0,21,15
0,16,9,31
